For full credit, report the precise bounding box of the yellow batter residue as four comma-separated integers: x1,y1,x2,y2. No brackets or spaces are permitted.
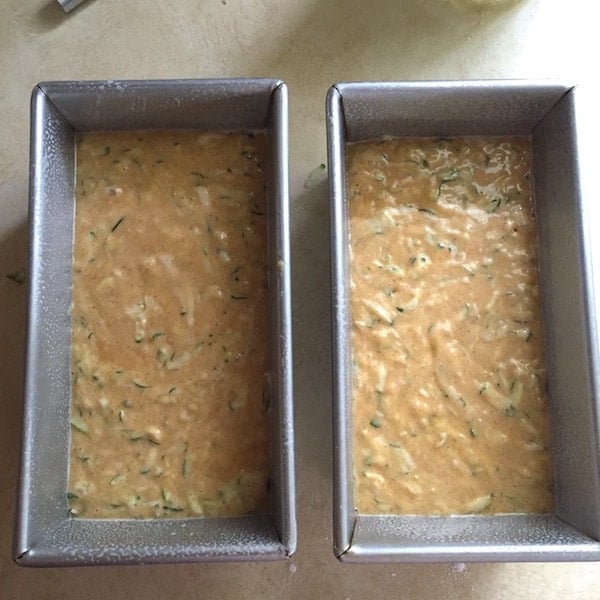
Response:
348,136,553,516
68,131,269,519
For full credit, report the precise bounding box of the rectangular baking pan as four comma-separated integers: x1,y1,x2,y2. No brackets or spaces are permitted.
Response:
15,79,296,566
327,80,600,562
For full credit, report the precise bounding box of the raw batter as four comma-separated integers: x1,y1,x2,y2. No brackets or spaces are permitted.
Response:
348,136,553,515
68,130,269,519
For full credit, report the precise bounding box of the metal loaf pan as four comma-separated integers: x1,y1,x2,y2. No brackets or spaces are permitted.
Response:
327,80,600,562
15,79,296,566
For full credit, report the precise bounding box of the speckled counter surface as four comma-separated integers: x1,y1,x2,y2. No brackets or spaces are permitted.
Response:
2,1,600,598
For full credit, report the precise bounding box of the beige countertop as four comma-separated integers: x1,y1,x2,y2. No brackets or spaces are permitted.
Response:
2,0,600,598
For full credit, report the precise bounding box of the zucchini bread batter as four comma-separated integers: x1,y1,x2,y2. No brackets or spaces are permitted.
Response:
68,130,269,519
348,136,553,515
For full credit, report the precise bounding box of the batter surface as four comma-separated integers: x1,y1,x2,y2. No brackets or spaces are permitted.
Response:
348,136,553,515
68,130,269,519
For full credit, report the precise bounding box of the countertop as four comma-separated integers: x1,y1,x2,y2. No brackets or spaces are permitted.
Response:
1,0,599,598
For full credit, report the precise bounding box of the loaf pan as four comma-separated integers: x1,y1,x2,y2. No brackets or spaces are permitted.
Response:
327,80,600,562
15,79,295,566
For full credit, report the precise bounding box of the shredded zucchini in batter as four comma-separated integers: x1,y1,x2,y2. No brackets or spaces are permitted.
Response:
68,131,270,519
349,136,553,516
